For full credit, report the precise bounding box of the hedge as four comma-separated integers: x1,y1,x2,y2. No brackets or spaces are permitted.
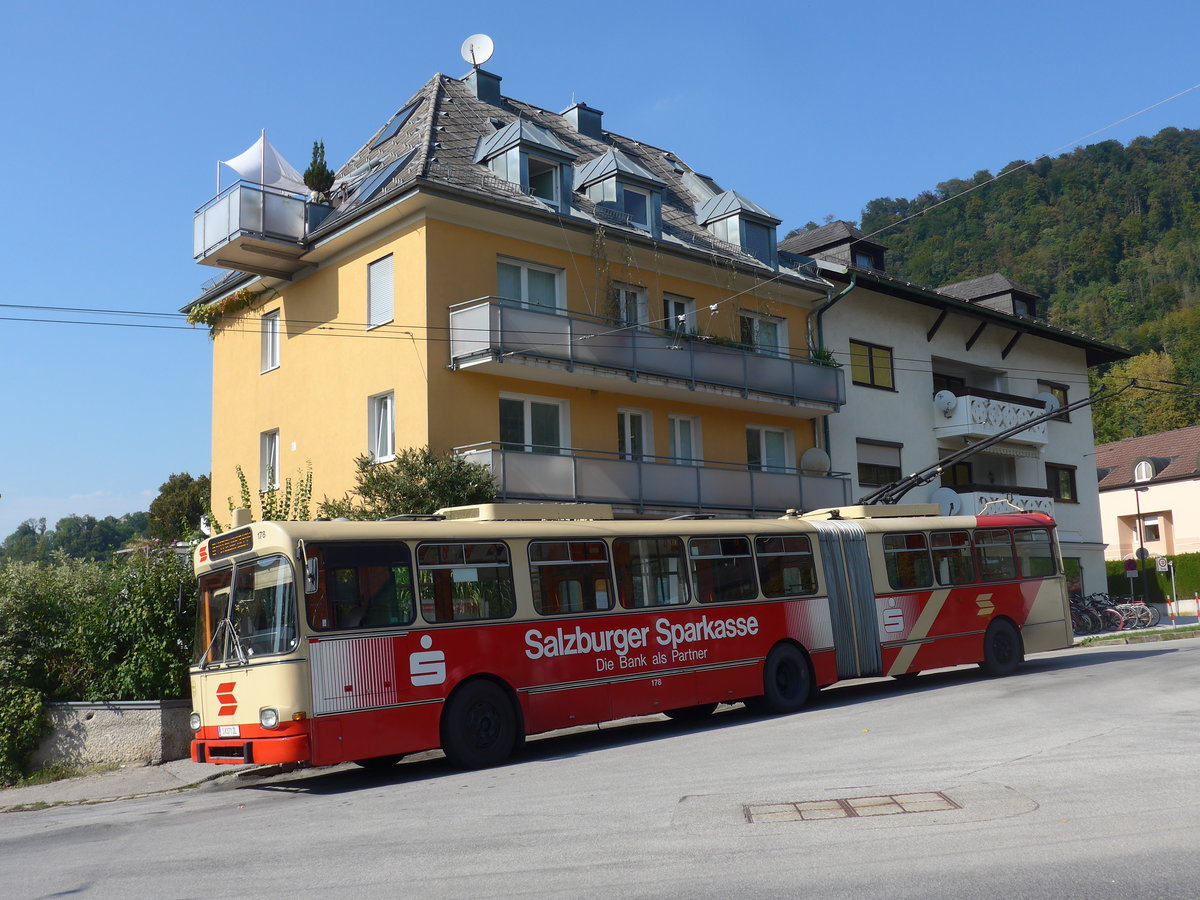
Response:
1105,551,1200,603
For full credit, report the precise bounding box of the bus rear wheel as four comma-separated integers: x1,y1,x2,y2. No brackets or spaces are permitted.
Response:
979,619,1023,677
440,679,519,769
753,643,813,714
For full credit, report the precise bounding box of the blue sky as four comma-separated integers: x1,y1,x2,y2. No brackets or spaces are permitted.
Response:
1,0,1198,540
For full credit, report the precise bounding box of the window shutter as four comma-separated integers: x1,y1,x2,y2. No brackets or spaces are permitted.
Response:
368,255,394,328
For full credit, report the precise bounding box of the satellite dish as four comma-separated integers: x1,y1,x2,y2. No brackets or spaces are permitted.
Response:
1035,391,1062,413
931,487,963,516
461,33,495,68
934,390,958,417
800,447,831,476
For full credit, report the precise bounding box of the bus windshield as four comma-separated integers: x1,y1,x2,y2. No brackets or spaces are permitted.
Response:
192,555,298,666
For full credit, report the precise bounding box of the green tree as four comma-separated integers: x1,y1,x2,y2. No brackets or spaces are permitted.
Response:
148,472,211,541
1090,351,1200,443
318,448,497,519
0,518,50,563
303,140,335,197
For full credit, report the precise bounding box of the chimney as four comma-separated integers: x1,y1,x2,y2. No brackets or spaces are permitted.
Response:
562,102,604,139
464,68,503,105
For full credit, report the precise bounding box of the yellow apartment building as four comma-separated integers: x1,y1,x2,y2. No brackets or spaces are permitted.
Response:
188,67,848,518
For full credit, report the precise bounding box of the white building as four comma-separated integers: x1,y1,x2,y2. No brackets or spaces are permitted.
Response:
781,223,1130,596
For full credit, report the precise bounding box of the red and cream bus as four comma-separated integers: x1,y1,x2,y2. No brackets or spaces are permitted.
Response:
188,502,1071,769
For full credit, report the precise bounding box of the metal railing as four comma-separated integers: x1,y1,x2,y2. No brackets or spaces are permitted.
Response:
193,181,312,260
454,442,852,515
448,298,845,409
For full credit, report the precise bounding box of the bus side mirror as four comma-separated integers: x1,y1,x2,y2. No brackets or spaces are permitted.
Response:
305,558,319,594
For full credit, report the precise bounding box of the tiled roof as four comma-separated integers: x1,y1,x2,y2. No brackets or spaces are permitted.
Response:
1095,424,1200,489
778,221,885,256
311,73,784,272
939,273,1037,301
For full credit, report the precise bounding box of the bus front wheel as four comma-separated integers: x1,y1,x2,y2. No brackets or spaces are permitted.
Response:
979,619,1023,677
754,643,813,714
440,679,519,769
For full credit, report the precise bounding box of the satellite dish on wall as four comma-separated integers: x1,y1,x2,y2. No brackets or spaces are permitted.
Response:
934,390,958,417
461,34,495,68
800,447,831,476
1035,391,1062,413
932,487,963,516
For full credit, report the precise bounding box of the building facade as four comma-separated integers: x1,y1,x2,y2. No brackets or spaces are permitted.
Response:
780,225,1128,595
1096,425,1200,561
190,68,849,520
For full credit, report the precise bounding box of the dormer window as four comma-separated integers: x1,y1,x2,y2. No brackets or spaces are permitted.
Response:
575,149,664,237
527,157,560,205
695,190,781,268
1134,460,1155,482
473,120,574,213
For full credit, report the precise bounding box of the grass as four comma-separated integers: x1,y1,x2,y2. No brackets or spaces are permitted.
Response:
1079,623,1200,646
8,762,119,788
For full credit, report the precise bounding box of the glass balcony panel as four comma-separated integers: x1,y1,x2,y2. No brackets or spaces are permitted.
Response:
575,458,640,502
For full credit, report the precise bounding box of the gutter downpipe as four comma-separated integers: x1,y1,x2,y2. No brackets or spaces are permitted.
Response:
810,271,858,461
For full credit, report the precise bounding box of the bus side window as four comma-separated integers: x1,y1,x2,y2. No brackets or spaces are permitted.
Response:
529,540,613,616
614,537,689,609
688,537,757,603
417,542,516,622
975,529,1017,581
882,533,933,590
306,542,416,630
1014,527,1056,578
931,531,976,585
754,535,817,597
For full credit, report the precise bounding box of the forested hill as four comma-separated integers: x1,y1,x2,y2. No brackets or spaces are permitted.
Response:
854,126,1200,442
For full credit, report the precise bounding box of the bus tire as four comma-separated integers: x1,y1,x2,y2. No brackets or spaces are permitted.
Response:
756,643,813,714
664,703,718,721
979,619,1023,677
440,679,519,770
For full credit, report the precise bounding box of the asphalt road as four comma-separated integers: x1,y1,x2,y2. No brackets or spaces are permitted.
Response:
4,638,1200,899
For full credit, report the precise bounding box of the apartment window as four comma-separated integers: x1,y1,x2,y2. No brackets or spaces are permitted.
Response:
260,310,280,373
739,311,785,356
668,415,701,465
499,394,566,454
617,409,651,461
1046,463,1077,503
260,430,280,491
527,156,560,205
497,258,563,311
940,460,973,488
849,339,895,390
368,392,395,462
747,426,791,474
932,372,966,396
742,221,774,265
1142,515,1161,542
1133,460,1155,483
367,255,394,329
612,283,648,328
858,439,901,487
664,294,695,334
1038,380,1070,422
620,185,651,229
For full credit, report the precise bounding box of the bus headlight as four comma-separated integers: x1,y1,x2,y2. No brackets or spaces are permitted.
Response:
259,708,280,730
189,713,202,732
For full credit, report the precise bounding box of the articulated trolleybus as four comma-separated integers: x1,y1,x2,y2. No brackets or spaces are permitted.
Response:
188,502,1071,769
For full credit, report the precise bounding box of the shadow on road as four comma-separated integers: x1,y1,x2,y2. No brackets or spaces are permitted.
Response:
232,638,1197,796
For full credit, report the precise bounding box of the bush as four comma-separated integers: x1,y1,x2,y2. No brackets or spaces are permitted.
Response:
0,547,194,783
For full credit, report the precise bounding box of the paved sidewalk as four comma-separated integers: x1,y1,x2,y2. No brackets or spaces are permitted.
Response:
0,758,255,812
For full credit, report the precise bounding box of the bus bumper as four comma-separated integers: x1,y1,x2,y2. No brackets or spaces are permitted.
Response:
192,734,311,765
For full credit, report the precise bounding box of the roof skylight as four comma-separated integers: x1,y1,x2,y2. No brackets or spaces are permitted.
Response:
371,99,423,149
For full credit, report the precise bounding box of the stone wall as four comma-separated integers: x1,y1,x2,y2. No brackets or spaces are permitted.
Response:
31,701,192,768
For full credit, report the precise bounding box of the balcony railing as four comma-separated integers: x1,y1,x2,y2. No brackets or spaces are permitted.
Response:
932,390,1048,447
455,442,852,515
935,484,1054,516
448,299,845,412
193,181,331,276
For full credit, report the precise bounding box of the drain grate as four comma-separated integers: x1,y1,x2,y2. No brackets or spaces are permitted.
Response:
744,791,960,823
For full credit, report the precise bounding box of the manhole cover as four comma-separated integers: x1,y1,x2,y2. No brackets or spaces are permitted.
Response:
744,791,960,823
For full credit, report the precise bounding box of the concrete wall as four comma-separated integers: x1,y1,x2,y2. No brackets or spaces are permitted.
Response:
31,701,192,769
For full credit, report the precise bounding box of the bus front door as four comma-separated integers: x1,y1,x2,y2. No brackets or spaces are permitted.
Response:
812,520,882,679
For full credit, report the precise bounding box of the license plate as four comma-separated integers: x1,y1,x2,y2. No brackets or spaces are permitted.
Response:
217,725,241,738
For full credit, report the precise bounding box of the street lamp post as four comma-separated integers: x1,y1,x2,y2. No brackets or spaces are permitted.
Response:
1134,486,1149,603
